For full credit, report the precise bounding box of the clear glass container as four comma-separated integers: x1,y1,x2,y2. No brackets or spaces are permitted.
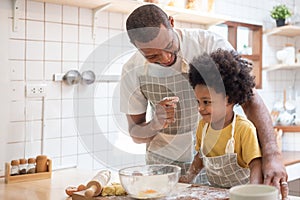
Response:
27,158,36,174
10,159,20,176
19,158,27,174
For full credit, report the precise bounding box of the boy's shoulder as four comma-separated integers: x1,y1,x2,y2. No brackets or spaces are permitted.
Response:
235,115,256,132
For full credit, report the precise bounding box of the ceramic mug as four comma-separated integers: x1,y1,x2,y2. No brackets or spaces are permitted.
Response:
229,184,278,200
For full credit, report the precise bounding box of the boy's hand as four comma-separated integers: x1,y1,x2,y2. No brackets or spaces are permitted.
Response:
179,172,196,184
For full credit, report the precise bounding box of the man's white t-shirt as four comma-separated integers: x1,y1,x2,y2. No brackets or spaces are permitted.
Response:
120,28,233,115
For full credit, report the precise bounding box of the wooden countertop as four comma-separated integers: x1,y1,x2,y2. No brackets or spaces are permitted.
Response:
0,168,96,200
1,166,300,200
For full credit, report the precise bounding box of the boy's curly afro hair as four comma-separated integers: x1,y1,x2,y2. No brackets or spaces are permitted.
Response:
189,48,255,105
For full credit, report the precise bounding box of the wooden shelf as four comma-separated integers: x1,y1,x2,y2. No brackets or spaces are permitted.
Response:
263,64,300,71
264,25,300,37
5,159,52,184
33,0,228,26
274,125,300,132
282,151,300,166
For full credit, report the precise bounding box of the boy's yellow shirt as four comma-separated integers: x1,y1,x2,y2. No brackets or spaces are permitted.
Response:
195,115,262,168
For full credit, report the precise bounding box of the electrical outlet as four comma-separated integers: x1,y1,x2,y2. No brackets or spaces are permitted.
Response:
26,84,47,97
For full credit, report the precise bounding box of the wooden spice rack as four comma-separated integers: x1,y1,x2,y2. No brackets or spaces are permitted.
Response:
4,159,52,184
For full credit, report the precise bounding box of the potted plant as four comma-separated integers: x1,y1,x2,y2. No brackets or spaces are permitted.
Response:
270,4,292,27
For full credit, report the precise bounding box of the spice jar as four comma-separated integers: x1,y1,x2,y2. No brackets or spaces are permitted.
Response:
10,159,20,176
27,158,36,174
19,158,27,174
36,155,48,173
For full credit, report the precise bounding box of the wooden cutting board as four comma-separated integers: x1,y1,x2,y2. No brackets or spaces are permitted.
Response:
72,184,229,200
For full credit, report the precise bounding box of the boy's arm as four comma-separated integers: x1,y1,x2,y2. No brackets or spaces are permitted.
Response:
249,157,263,184
179,152,204,183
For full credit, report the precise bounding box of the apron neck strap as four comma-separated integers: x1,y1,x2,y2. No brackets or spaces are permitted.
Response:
200,113,237,153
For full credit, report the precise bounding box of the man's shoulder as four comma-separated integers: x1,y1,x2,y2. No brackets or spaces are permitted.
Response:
123,51,146,71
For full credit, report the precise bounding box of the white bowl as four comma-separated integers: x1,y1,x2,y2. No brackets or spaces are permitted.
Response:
230,184,279,200
119,164,181,199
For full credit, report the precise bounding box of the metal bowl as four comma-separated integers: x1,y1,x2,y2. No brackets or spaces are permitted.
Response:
119,164,181,199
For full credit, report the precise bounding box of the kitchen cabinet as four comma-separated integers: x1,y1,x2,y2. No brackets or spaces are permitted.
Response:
32,0,229,27
263,25,300,71
225,21,263,88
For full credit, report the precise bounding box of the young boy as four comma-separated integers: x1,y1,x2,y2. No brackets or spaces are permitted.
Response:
179,49,263,188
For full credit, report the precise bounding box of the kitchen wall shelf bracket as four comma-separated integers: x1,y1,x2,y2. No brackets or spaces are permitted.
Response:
12,0,20,32
92,2,111,39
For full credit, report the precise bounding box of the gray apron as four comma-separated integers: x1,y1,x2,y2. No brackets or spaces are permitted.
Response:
200,114,250,188
139,54,199,175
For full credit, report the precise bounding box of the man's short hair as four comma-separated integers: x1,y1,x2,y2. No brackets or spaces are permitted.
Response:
126,4,172,43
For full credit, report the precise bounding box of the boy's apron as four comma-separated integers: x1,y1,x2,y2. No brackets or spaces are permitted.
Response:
200,114,250,188
138,51,199,174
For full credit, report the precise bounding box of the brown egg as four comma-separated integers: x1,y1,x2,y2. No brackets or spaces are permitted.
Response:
77,184,86,191
65,186,78,196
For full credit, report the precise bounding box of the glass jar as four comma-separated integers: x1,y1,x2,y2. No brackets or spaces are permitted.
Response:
27,158,36,174
19,158,27,174
10,159,20,176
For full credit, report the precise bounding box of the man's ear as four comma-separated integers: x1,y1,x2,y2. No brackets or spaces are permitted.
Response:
168,16,175,27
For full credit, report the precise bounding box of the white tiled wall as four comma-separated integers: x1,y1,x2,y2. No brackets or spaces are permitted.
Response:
1,0,300,176
4,0,149,172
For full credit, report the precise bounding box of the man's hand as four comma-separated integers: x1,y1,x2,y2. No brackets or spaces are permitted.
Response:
151,96,179,130
262,153,289,199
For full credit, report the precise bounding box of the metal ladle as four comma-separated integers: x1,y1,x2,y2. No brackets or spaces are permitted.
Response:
81,70,96,85
63,70,81,85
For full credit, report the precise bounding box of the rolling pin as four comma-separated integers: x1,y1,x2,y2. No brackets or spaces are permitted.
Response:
84,170,111,197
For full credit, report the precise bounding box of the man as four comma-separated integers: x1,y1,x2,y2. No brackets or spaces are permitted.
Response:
120,4,288,198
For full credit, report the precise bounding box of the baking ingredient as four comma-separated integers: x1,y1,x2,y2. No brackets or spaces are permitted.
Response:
36,155,48,172
65,184,86,196
77,184,86,191
19,158,27,174
101,183,127,196
138,189,161,198
101,185,116,196
10,160,20,176
27,158,36,174
65,186,78,196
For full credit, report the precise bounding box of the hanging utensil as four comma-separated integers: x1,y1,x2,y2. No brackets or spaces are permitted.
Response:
63,70,81,85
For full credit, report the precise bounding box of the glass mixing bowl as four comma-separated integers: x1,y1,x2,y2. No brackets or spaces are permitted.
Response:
119,164,181,199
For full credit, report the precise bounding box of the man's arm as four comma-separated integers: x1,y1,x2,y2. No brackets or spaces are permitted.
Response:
126,113,156,144
242,89,278,159
242,89,288,199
